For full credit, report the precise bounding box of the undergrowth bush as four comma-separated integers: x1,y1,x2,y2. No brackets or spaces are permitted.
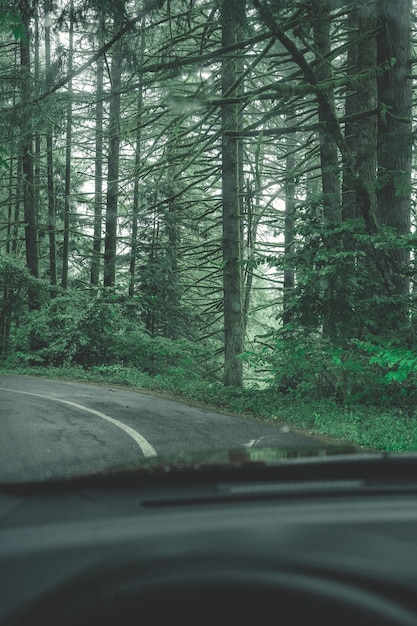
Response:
111,331,199,376
4,291,211,379
244,330,417,409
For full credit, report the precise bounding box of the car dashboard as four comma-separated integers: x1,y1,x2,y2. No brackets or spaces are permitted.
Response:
1,453,417,626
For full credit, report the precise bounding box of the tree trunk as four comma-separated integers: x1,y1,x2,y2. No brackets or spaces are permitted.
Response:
356,2,377,219
18,0,39,303
5,151,14,255
283,150,295,326
128,96,141,297
12,156,22,256
343,1,377,221
5,44,20,257
33,6,42,247
44,0,57,288
313,1,340,228
221,0,244,387
342,9,358,221
90,21,105,288
129,28,145,298
242,178,254,336
340,2,377,339
104,1,124,288
312,0,341,339
376,0,412,307
62,0,74,290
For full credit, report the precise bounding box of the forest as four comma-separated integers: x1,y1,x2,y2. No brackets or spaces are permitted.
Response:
0,0,416,450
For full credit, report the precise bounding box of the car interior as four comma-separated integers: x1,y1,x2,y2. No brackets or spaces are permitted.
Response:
2,452,417,626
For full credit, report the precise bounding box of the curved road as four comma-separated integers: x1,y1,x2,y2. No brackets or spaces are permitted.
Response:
0,374,321,483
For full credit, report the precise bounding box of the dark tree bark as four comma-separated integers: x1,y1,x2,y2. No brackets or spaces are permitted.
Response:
221,0,245,387
62,0,74,290
312,0,341,339
33,6,41,239
376,0,412,305
242,178,255,336
283,150,295,326
312,0,340,228
342,7,359,222
340,2,378,339
128,91,141,297
5,45,19,257
44,0,57,288
5,150,15,255
129,27,145,298
90,20,105,288
356,2,377,219
343,2,377,223
18,0,39,302
12,156,22,256
104,0,124,288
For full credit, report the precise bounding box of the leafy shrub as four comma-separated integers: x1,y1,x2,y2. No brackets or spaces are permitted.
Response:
112,330,201,376
0,254,45,354
68,297,124,367
8,291,77,366
5,288,209,379
244,329,417,408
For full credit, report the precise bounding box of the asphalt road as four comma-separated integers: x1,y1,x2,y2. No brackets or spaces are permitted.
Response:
0,374,322,483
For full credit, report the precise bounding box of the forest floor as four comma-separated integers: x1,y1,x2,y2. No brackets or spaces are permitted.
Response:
1,364,416,453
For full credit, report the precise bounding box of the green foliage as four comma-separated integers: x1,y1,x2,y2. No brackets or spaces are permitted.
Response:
137,236,195,340
264,211,417,409
0,5,24,40
7,291,90,367
0,254,45,353
111,330,200,376
68,296,126,367
244,327,417,409
3,288,211,379
275,218,415,342
0,255,36,311
354,339,417,386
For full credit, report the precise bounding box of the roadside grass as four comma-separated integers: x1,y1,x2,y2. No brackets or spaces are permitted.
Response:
1,364,416,453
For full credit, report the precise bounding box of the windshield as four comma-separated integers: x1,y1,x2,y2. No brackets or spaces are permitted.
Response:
0,0,416,484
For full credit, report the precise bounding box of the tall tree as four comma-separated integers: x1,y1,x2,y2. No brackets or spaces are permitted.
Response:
312,0,340,228
62,0,74,290
44,0,57,288
129,25,145,298
376,0,412,318
343,1,377,223
104,0,124,288
312,0,342,339
90,16,105,288
17,0,39,301
221,0,245,387
283,148,295,326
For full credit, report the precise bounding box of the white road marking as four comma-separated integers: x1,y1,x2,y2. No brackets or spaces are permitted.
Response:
242,435,269,448
0,387,157,458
